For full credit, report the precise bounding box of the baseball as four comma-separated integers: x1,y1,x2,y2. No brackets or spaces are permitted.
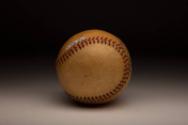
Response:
56,29,132,104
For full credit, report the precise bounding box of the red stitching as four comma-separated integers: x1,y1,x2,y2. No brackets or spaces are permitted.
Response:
109,92,114,95
77,43,82,49
92,37,95,43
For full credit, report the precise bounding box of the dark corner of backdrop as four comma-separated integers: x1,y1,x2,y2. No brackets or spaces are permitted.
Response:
0,0,188,62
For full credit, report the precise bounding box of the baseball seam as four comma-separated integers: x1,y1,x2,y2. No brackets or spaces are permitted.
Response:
57,36,131,104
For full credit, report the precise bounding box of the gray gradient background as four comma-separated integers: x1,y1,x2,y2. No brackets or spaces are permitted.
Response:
1,56,188,125
0,0,188,125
